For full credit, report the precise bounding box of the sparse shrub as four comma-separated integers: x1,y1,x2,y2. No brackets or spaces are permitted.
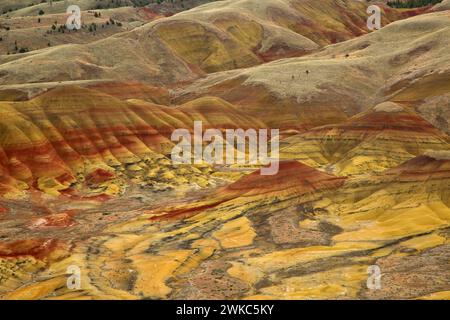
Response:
89,23,97,32
387,0,442,7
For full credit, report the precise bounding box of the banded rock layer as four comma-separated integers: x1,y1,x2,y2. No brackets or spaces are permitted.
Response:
280,102,450,175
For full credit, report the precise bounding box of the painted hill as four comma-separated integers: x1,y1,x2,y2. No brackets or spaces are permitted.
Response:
9,154,446,300
0,6,159,55
1,0,137,17
174,9,450,133
148,160,347,221
221,160,346,198
1,0,450,301
280,102,450,175
0,83,270,197
0,0,424,86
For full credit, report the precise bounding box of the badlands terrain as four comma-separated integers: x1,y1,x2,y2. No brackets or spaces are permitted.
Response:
0,0,449,300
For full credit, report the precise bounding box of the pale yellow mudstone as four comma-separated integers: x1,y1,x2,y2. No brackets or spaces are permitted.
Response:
213,217,256,249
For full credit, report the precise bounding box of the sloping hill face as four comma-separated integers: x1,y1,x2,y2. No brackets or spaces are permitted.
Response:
124,156,450,300
221,160,346,198
0,7,160,55
280,102,450,175
6,86,447,198
433,0,450,10
1,0,138,17
0,83,270,197
1,0,450,301
1,0,216,17
174,10,450,129
3,154,448,300
0,0,423,85
147,160,347,221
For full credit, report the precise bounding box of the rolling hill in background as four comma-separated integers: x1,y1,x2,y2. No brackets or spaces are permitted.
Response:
0,0,449,300
0,0,427,85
